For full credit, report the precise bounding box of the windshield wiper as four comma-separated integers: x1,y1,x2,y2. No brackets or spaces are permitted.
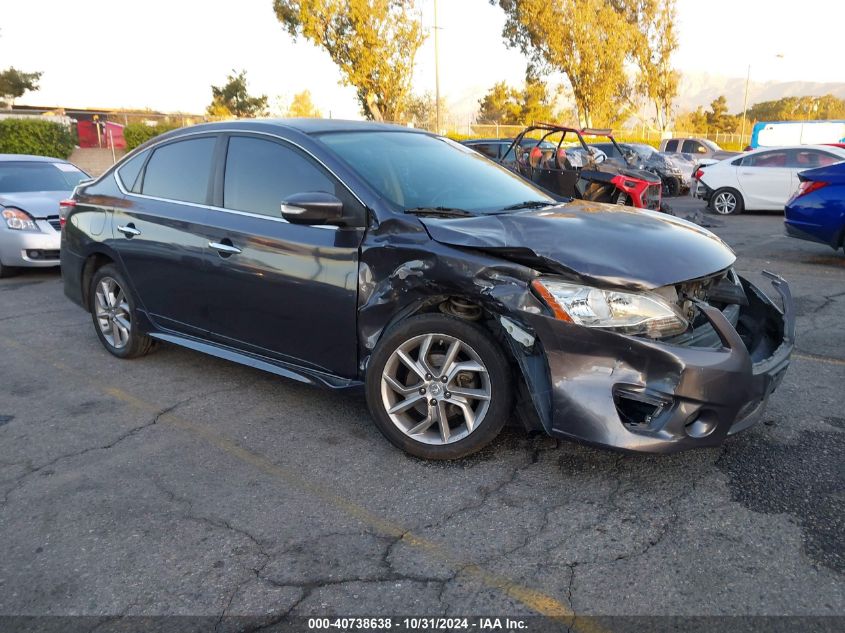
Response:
500,200,554,211
404,206,476,218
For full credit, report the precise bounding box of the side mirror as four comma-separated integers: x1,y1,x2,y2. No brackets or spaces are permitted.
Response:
281,191,343,225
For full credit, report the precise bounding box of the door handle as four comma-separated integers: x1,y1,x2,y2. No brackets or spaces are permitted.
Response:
117,224,141,237
209,241,242,255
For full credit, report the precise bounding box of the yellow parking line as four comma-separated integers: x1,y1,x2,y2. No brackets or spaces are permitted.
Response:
794,352,845,367
0,335,604,629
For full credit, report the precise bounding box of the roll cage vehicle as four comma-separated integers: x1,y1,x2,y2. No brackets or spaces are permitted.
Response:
62,120,793,460
501,124,664,211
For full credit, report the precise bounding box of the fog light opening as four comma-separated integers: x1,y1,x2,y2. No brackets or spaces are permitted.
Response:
614,388,671,430
685,413,717,438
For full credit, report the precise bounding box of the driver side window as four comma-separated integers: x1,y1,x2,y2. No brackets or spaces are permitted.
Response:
223,136,365,225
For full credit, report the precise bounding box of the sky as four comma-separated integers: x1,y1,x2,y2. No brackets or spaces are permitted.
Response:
2,0,843,119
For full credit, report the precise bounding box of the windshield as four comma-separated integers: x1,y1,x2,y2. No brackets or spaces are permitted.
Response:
0,162,88,193
317,131,555,214
629,143,658,160
702,139,721,152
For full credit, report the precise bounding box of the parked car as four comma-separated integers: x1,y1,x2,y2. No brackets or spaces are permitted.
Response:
784,161,845,253
0,154,89,278
589,142,690,196
660,137,739,161
61,120,793,460
502,125,664,211
462,137,556,166
695,145,845,214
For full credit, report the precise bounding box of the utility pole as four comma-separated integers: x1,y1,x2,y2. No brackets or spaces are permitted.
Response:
434,0,441,133
740,63,750,147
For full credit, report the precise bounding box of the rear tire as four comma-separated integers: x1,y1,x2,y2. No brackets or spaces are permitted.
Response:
366,314,512,460
710,188,744,215
89,264,155,359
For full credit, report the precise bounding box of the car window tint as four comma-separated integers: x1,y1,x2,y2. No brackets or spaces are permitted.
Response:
117,149,149,192
789,149,842,168
141,137,215,203
223,136,338,216
682,140,704,153
745,151,788,168
470,144,499,159
665,140,678,152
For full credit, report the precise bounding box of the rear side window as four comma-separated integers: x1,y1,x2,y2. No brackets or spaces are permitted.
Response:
223,136,340,217
682,140,706,154
743,150,788,168
116,149,149,192
788,149,842,169
141,137,216,204
470,143,500,159
664,140,678,152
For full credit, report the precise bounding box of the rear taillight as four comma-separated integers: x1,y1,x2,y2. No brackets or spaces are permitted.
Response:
58,199,76,229
794,180,828,199
694,168,704,180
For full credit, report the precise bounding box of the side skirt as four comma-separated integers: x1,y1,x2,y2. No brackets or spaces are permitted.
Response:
149,331,364,391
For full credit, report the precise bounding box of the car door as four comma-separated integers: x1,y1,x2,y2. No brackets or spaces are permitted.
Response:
735,150,793,209
198,133,365,378
110,135,218,335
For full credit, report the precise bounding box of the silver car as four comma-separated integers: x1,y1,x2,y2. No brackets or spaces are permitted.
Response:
0,154,89,277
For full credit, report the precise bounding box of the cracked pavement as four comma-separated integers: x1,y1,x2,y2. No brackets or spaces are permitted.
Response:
0,203,843,625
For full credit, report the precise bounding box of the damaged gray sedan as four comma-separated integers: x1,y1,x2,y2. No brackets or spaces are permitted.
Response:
61,120,794,459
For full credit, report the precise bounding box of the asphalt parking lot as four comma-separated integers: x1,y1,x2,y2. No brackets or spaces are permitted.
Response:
1,199,843,629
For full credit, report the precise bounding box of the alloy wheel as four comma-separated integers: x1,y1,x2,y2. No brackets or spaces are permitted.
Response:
380,333,491,445
713,191,737,214
94,277,132,349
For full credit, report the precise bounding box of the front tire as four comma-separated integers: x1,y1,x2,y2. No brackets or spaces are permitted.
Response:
89,264,154,359
710,187,744,215
366,314,512,460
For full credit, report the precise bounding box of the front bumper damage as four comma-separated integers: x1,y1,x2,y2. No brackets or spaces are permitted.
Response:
519,272,794,453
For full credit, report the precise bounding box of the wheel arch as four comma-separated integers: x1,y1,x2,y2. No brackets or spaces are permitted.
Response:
80,251,118,312
362,293,549,433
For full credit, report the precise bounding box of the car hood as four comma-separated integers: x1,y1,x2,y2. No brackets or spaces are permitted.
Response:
419,200,736,290
0,191,68,218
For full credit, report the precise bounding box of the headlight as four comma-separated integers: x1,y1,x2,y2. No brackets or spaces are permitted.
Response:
2,208,39,232
531,279,688,338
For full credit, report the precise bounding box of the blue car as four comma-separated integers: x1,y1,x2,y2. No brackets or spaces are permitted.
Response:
784,161,845,254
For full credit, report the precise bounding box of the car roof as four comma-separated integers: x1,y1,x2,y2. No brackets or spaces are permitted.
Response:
463,138,513,144
742,144,845,155
0,154,70,163
163,118,427,136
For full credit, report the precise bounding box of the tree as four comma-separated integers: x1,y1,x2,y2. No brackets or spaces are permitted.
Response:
477,82,521,124
519,71,558,124
0,67,42,108
286,90,322,118
207,70,268,118
273,0,425,121
706,95,738,133
493,0,635,127
405,92,448,127
477,72,558,125
674,106,708,132
747,95,845,122
625,0,679,132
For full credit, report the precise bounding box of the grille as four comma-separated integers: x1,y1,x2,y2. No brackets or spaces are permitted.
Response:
46,217,61,231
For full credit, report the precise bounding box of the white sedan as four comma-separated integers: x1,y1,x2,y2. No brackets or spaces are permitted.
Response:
695,145,845,214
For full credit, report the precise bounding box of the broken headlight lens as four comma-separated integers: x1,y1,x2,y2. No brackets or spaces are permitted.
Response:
2,208,39,232
532,279,688,338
